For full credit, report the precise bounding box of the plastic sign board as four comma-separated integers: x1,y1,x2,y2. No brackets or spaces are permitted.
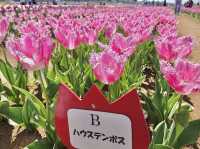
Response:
55,84,150,149
68,109,132,149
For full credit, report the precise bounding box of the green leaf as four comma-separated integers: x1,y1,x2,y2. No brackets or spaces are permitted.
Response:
53,139,65,149
168,102,179,120
22,98,34,129
13,86,47,117
167,94,180,114
175,108,190,127
153,79,162,111
46,81,59,100
149,144,174,149
25,138,52,149
22,98,46,129
142,94,162,124
152,121,176,147
174,119,200,149
152,121,165,144
47,67,56,81
14,67,27,89
165,121,176,146
172,123,185,146
0,59,15,85
0,101,23,124
7,106,23,124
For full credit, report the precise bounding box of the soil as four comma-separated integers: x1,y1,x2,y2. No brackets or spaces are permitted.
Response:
0,120,42,149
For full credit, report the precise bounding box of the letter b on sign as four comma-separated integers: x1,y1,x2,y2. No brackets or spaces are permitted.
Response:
90,114,100,126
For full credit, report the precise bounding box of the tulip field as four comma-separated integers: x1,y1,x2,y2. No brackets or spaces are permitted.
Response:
0,4,200,149
183,6,200,14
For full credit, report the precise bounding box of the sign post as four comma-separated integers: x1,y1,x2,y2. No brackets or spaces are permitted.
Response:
55,84,150,149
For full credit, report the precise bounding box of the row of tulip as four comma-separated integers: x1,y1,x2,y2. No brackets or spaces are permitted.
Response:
182,6,200,19
183,6,200,14
1,5,199,94
0,4,200,148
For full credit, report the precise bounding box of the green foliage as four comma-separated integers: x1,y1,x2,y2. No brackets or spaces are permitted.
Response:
26,138,65,149
0,60,28,104
13,86,47,130
174,119,200,149
106,41,154,101
150,120,200,149
98,31,109,44
0,101,23,124
49,43,97,97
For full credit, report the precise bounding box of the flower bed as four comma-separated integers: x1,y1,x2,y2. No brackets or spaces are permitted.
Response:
182,6,200,19
0,4,200,149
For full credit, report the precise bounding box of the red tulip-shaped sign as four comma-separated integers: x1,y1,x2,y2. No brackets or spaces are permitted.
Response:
55,84,150,149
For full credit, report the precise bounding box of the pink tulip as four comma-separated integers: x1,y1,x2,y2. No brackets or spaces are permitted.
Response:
20,21,38,35
160,59,200,95
6,34,54,70
175,59,200,83
19,21,51,38
183,6,200,14
155,37,177,61
104,22,117,39
81,28,98,45
55,27,81,50
0,18,9,43
175,36,193,57
129,30,151,45
157,14,177,37
155,36,192,62
67,31,81,50
110,33,136,57
90,49,125,84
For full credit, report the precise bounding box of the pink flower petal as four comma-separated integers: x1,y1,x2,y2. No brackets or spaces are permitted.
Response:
90,49,124,84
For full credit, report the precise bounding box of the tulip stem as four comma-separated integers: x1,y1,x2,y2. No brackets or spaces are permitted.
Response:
39,70,48,90
38,70,50,135
178,95,183,112
39,70,48,107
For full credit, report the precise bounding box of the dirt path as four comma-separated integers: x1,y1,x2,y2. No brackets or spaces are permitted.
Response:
177,14,200,120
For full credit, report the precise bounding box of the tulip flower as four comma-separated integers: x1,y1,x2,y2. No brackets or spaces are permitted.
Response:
6,34,54,70
129,30,151,45
55,27,81,50
155,37,177,61
20,21,38,35
20,21,51,38
0,18,9,43
110,33,136,57
155,36,192,62
183,6,200,14
90,49,125,84
160,59,200,95
81,28,98,45
175,36,193,57
104,22,117,39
